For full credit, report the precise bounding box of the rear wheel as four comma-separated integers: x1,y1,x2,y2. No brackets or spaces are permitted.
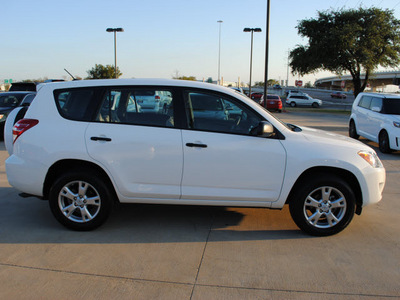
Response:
290,102,296,107
379,130,392,153
289,174,355,236
49,171,113,230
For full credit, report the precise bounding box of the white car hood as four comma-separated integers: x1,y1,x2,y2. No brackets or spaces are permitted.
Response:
299,126,367,149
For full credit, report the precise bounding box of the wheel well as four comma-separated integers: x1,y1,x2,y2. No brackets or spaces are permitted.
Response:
43,159,118,202
286,167,363,215
379,128,388,137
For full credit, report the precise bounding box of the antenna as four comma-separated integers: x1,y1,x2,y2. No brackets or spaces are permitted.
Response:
64,68,76,80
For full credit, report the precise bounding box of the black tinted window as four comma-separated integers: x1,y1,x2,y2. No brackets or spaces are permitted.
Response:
382,99,400,115
54,89,95,121
0,94,24,107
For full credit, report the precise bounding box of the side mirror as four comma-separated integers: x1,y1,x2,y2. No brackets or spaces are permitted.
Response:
256,121,274,137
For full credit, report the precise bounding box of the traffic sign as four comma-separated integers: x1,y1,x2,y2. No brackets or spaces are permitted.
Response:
295,80,303,87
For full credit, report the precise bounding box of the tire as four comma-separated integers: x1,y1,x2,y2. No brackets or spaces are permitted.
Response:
49,171,113,231
349,120,359,139
312,102,319,108
289,174,356,236
379,130,392,154
290,102,296,107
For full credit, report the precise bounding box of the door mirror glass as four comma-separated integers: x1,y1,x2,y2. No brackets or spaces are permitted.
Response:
256,121,274,137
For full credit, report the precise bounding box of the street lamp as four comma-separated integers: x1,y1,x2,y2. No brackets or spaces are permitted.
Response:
243,27,262,97
217,20,223,85
106,27,124,78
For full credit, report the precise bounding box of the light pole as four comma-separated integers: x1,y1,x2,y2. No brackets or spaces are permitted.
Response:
217,20,223,85
106,27,124,78
243,27,262,97
263,0,270,108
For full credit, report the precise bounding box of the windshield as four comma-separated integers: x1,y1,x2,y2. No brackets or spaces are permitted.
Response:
382,99,400,115
0,94,25,107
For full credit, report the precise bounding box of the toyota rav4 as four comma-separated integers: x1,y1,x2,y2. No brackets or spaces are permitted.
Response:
5,79,386,236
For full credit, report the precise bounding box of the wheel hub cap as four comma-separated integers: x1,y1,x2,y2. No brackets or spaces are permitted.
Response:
304,186,347,229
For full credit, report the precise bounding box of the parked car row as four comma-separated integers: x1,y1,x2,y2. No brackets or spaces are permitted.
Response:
4,79,385,236
0,91,36,138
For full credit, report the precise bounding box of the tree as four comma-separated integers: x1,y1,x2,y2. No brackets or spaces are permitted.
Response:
173,75,197,81
304,81,313,88
86,64,122,79
289,7,400,97
267,79,279,87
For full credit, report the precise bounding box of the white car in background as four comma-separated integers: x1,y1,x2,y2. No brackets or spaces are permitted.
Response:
5,79,385,236
286,94,323,108
349,92,400,153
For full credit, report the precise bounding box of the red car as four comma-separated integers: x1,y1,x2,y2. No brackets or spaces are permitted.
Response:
259,94,282,112
250,92,263,101
331,91,347,99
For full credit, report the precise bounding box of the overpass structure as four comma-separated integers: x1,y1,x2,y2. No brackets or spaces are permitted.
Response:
314,70,400,91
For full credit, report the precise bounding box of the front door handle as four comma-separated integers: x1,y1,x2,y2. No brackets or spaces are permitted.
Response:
91,136,112,142
186,143,207,148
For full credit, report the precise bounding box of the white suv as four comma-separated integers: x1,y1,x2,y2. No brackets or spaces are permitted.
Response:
286,94,322,108
349,92,400,153
5,79,386,236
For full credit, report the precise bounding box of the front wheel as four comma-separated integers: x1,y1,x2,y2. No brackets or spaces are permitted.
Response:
379,130,392,154
312,102,319,108
290,102,296,107
289,174,355,236
49,171,113,231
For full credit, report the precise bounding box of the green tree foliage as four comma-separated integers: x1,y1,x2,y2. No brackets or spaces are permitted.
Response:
289,7,400,96
173,76,197,81
86,64,122,79
267,79,279,87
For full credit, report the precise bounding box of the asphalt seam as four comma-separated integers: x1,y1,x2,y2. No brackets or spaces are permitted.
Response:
0,262,398,298
189,213,215,300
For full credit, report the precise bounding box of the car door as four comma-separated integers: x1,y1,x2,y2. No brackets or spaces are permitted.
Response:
367,97,384,140
86,87,183,200
355,95,372,138
181,90,286,203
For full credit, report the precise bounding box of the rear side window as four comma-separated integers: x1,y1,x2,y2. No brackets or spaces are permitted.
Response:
96,88,175,127
54,89,95,121
370,97,383,112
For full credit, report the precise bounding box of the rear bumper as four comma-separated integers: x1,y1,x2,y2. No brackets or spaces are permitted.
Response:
5,154,47,197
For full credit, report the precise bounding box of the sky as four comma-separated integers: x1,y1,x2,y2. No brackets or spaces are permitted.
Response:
2,0,400,86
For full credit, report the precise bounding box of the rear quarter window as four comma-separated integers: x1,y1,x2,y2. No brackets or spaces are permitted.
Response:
54,88,96,121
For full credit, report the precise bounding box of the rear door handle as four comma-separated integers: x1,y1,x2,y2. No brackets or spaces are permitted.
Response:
186,143,207,148
91,136,112,142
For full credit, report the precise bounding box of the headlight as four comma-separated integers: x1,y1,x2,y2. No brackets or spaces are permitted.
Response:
393,121,400,128
358,150,383,168
0,114,6,122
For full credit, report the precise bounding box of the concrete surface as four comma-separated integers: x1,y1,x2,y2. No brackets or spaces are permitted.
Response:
0,112,399,299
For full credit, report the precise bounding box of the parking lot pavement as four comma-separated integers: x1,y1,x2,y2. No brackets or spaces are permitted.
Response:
0,112,399,299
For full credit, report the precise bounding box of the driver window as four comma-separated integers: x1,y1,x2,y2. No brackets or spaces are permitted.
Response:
185,91,260,135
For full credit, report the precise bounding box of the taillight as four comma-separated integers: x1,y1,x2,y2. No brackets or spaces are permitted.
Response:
155,95,160,102
12,119,39,144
